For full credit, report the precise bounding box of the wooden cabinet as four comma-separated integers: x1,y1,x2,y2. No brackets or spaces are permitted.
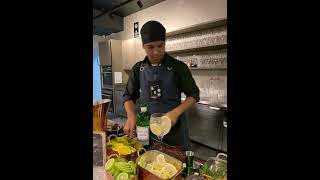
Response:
122,39,136,70
122,38,146,70
98,40,111,65
134,37,146,61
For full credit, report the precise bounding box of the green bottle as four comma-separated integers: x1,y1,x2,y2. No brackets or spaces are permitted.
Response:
136,107,151,147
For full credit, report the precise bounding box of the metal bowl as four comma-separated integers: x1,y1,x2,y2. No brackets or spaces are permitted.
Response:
136,150,184,180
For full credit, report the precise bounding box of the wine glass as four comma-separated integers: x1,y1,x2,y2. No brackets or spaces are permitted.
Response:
150,113,171,148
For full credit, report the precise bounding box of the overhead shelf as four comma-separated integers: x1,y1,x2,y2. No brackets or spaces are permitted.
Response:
166,18,227,37
189,66,227,70
166,44,227,54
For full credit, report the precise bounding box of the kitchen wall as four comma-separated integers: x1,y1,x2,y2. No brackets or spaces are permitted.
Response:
175,48,227,105
192,69,227,106
107,0,227,105
110,0,227,40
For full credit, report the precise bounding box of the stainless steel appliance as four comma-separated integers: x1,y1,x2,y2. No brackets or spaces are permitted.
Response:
99,39,122,113
101,65,112,90
101,65,113,112
187,103,227,153
113,85,127,117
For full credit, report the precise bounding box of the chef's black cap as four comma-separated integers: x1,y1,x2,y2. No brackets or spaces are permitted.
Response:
140,21,166,45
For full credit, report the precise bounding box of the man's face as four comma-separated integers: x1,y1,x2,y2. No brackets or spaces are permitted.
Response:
143,41,165,64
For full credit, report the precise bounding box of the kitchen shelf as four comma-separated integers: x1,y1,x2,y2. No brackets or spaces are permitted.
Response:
166,44,227,54
124,66,227,71
181,97,227,109
166,18,227,37
189,66,227,70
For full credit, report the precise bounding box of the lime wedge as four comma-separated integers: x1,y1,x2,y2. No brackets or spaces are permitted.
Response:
116,172,129,180
128,161,137,175
105,158,115,171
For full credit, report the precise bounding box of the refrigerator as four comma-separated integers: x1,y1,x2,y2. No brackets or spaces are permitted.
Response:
98,39,123,114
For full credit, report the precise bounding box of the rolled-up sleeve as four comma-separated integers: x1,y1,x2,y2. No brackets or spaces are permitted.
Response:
123,63,140,104
177,62,200,102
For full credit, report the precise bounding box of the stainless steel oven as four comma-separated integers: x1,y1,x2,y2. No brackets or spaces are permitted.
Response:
101,65,113,112
101,65,112,89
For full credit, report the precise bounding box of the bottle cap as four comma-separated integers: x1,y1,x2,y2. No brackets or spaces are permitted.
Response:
141,107,147,112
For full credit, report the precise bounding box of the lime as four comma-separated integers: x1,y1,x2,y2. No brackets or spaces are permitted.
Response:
128,161,137,175
113,170,121,179
109,167,116,176
115,162,131,171
116,172,129,180
116,157,128,162
105,158,115,171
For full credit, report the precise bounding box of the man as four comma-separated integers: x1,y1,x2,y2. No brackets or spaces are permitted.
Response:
123,20,200,150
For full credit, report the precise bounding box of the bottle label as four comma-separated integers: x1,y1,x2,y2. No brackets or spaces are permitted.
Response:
136,126,149,142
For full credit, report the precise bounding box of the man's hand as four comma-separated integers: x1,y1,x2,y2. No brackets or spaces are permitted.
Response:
165,109,180,127
123,116,136,138
165,96,197,126
123,100,137,138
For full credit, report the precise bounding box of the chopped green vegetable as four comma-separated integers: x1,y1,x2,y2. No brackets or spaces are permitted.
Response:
200,161,227,179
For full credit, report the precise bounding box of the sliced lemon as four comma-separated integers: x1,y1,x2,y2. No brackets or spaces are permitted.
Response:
117,146,131,155
146,163,153,171
113,143,124,147
161,163,177,178
151,169,163,178
152,161,166,171
160,172,170,179
160,116,171,135
111,143,124,151
156,154,166,164
150,123,162,136
112,145,123,152
137,156,146,167
161,115,171,123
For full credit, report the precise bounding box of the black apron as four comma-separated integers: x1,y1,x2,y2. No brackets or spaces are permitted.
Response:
137,62,191,150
